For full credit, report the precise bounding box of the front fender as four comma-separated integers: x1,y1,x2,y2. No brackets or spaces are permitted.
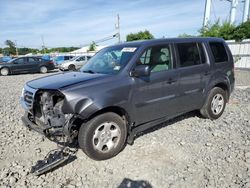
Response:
61,95,98,117
60,75,133,120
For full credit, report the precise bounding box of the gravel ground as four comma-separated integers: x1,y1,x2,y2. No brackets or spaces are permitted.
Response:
0,70,249,188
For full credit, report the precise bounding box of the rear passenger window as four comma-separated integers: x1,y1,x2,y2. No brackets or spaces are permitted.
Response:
177,43,204,67
77,57,85,61
209,42,228,63
28,58,37,63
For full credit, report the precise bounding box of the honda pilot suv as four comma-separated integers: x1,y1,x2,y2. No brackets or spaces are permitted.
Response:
21,38,235,160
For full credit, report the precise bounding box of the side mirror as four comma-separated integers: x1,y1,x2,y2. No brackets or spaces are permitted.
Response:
130,65,150,77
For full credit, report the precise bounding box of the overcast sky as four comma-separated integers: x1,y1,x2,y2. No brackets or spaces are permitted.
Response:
0,0,245,48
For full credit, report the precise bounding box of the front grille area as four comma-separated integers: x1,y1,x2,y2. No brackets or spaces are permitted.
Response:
24,90,34,108
21,85,37,110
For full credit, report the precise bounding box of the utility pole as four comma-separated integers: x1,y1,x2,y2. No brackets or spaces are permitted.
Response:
14,40,18,56
115,14,121,43
230,0,239,24
203,0,212,27
41,35,46,54
243,0,250,22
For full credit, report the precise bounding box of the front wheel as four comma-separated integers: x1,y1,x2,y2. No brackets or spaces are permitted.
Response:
68,64,76,71
78,112,127,160
200,87,227,120
0,68,9,76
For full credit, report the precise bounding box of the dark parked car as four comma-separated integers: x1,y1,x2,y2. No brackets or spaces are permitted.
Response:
0,56,55,76
21,38,235,161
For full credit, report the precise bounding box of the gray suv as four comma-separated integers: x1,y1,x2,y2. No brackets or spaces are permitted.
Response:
21,38,235,161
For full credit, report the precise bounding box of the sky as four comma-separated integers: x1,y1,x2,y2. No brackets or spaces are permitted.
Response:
0,0,245,48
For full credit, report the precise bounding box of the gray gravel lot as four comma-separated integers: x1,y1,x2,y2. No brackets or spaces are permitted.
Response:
0,70,249,188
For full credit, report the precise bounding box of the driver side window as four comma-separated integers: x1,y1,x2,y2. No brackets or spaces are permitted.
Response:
138,45,172,72
14,58,25,64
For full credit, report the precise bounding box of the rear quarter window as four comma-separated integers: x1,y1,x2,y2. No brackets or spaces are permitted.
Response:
209,42,228,63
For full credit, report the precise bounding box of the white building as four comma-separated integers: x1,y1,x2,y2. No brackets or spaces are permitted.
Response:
69,45,107,56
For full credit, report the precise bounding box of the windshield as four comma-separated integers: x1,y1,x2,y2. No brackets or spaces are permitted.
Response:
80,46,137,75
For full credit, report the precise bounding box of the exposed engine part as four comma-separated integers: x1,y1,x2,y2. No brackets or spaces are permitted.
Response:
40,91,66,127
29,91,81,175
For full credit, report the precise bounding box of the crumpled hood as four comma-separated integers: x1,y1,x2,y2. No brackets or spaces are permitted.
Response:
27,72,108,90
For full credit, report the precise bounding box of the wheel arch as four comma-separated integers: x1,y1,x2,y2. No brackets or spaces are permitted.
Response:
39,65,48,69
0,66,11,75
213,82,229,101
88,106,130,124
71,106,131,134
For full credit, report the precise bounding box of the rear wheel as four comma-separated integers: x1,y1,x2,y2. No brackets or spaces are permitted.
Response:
78,112,127,160
68,64,76,71
0,68,9,76
40,66,48,73
200,87,226,120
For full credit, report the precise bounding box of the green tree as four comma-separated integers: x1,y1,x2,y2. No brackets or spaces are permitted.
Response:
5,40,16,55
199,20,236,40
178,33,195,38
88,42,96,51
126,30,154,41
233,20,250,41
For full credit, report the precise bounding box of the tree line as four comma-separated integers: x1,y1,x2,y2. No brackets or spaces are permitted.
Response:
181,20,250,41
0,40,79,56
1,20,249,56
127,20,250,42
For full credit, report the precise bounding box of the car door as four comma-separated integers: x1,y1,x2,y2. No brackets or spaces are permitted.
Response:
131,44,179,125
26,57,39,72
175,42,210,112
10,57,28,73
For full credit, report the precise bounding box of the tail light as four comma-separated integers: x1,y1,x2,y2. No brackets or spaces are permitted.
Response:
48,61,54,64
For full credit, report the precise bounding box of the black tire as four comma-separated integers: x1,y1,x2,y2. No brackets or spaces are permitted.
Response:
78,112,127,160
68,64,76,71
40,66,48,73
0,67,9,76
200,87,227,120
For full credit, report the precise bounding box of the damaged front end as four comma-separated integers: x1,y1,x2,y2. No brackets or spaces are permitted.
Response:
21,85,79,175
21,85,78,143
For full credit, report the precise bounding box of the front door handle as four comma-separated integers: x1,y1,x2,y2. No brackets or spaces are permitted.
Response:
204,71,210,76
166,78,177,84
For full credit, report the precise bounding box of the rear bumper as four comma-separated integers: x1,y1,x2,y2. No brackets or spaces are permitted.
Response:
47,64,55,70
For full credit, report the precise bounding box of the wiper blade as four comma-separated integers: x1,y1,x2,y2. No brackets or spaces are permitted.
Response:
82,70,95,74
